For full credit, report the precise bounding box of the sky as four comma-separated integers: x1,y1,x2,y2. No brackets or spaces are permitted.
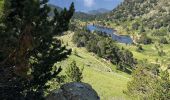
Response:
49,0,123,12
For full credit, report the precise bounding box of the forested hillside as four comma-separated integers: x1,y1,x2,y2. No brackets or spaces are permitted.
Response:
99,0,170,99
88,8,110,15
84,0,170,99
72,12,96,21
109,0,159,20
103,0,170,35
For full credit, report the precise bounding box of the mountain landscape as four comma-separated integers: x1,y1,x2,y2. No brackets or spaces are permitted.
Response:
48,4,63,17
88,8,110,15
48,4,96,21
107,0,170,31
104,0,169,33
57,0,170,99
0,0,170,100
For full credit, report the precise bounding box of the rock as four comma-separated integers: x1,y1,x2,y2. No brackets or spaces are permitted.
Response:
46,82,100,100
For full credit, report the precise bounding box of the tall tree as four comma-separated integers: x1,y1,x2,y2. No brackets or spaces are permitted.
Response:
0,0,74,99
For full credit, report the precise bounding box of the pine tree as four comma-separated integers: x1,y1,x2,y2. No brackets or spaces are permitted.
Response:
65,61,83,82
0,0,74,99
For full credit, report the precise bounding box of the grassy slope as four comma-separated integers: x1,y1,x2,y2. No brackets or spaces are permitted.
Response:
118,43,170,70
57,32,132,100
98,20,170,69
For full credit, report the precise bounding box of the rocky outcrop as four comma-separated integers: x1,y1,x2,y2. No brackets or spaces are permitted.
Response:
47,82,100,100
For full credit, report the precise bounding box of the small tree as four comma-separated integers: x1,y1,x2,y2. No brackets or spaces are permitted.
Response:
136,45,144,52
66,61,83,82
160,37,169,44
73,49,78,56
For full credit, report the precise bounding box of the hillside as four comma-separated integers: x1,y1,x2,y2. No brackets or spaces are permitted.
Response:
47,4,95,21
92,0,169,45
1,1,170,100
34,1,170,100
94,0,170,66
88,8,110,15
109,0,158,20
56,31,131,100
48,4,63,17
107,0,170,31
72,12,96,21
48,4,63,11
76,0,170,99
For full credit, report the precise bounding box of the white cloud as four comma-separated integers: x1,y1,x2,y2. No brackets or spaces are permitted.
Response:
83,0,95,7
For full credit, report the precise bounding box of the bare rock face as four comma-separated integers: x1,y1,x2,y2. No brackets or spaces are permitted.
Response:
46,82,100,100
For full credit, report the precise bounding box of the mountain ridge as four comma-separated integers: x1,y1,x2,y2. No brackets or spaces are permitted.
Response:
88,8,110,15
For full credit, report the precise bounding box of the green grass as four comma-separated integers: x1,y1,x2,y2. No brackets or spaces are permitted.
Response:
118,43,170,70
56,32,133,100
75,19,170,99
101,20,170,69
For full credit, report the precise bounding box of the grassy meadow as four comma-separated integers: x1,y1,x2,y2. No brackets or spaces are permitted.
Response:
119,43,170,70
55,32,132,100
52,29,170,99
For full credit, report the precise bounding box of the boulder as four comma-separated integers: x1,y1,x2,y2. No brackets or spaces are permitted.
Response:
47,82,100,100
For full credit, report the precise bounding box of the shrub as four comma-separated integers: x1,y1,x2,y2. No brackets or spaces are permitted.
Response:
159,37,169,44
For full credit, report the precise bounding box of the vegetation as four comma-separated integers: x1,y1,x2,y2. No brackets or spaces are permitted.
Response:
0,0,74,99
72,12,96,21
65,61,83,82
71,0,170,99
73,29,137,73
0,0,170,99
127,61,170,99
95,0,170,44
137,34,153,44
58,33,131,100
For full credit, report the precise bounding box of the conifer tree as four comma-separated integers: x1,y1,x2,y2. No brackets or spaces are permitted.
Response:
66,61,83,82
0,0,74,99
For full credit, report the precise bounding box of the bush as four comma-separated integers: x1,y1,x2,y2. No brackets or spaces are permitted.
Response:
159,37,169,44
136,45,144,52
158,50,166,56
132,22,140,30
137,35,152,44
